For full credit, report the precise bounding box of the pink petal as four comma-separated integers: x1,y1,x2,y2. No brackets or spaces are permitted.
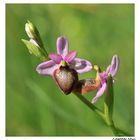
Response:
91,82,107,104
99,72,108,85
56,37,69,57
106,65,110,73
109,55,120,77
49,53,63,64
70,58,93,74
64,51,77,63
36,60,58,76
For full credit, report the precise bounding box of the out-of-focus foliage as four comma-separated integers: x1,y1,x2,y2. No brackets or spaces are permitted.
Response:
6,4,134,136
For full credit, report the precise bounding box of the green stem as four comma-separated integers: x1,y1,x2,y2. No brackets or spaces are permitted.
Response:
73,92,105,119
73,92,131,136
103,117,131,136
111,123,131,136
109,123,119,136
115,127,132,136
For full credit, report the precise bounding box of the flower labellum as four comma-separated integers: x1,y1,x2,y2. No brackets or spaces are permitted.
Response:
74,65,101,94
74,78,97,94
53,65,78,94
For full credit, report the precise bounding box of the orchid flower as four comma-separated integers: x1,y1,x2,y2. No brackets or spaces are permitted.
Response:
92,55,120,103
36,37,93,76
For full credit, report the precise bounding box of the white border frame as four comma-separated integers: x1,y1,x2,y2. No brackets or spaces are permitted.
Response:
1,0,139,140
0,0,5,139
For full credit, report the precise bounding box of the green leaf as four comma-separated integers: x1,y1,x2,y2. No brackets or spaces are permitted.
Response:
104,74,114,125
21,39,48,61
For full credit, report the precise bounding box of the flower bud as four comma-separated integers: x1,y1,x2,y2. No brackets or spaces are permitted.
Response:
25,21,38,39
53,66,78,95
25,21,36,39
21,39,47,61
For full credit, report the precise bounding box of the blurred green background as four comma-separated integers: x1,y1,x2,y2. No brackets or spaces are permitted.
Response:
6,4,134,136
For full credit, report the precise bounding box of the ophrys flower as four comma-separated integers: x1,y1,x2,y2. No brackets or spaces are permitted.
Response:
92,55,120,103
36,36,93,94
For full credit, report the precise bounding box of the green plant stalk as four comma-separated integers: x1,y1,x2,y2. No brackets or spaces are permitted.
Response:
73,92,105,120
73,91,131,136
109,121,131,136
103,75,130,136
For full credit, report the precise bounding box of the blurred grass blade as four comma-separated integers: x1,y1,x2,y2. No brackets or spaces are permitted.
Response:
26,79,93,134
